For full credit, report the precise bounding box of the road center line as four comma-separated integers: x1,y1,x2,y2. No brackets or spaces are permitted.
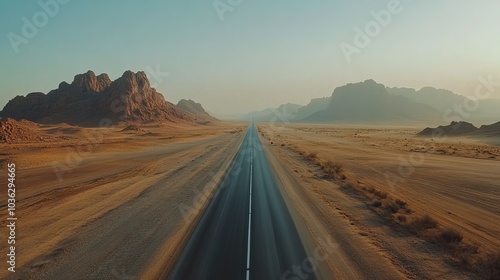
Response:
246,144,253,280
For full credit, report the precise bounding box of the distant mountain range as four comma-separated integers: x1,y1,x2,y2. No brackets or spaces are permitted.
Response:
3,74,499,126
0,70,216,126
236,79,500,124
304,80,440,123
236,98,331,122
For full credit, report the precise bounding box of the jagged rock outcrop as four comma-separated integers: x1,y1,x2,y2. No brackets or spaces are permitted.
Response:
475,121,500,136
177,99,217,122
96,71,193,123
418,121,478,136
71,71,112,93
0,70,194,125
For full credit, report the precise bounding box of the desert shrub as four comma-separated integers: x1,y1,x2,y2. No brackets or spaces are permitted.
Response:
441,228,463,244
322,160,345,179
365,187,387,199
396,214,407,223
324,160,343,173
372,200,382,207
452,243,479,269
395,199,407,208
410,215,438,233
363,186,383,199
477,252,500,280
365,186,375,193
307,152,318,159
377,190,388,199
383,200,400,214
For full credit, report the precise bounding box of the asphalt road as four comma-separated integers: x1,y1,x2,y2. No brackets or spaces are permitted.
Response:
169,122,315,280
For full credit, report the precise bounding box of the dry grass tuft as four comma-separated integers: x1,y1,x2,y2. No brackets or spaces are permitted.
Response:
322,160,345,179
269,135,496,278
477,252,500,280
452,243,479,269
396,214,407,223
372,200,382,208
307,152,318,159
440,228,463,244
383,199,400,214
364,186,388,199
409,214,438,233
395,199,407,208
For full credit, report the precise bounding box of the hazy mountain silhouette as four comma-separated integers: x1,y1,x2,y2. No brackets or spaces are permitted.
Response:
304,80,440,123
387,87,462,112
241,103,302,122
387,87,500,122
177,99,217,122
294,96,331,120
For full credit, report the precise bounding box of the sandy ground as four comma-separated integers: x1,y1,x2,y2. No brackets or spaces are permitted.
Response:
259,123,499,279
1,121,497,279
0,122,246,279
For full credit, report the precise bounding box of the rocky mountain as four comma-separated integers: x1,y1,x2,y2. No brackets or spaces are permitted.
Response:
177,99,217,122
0,70,195,125
263,103,302,122
476,121,500,136
387,87,500,122
237,103,302,122
387,87,463,112
294,96,331,120
418,121,500,137
418,121,478,137
304,80,440,123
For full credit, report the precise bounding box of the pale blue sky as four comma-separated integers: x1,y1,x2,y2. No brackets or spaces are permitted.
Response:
1,0,499,114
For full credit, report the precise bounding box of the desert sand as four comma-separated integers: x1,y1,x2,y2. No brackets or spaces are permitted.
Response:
1,120,498,279
0,121,246,279
258,123,499,279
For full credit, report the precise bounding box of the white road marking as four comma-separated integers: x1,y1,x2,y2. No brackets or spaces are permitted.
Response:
246,143,253,280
